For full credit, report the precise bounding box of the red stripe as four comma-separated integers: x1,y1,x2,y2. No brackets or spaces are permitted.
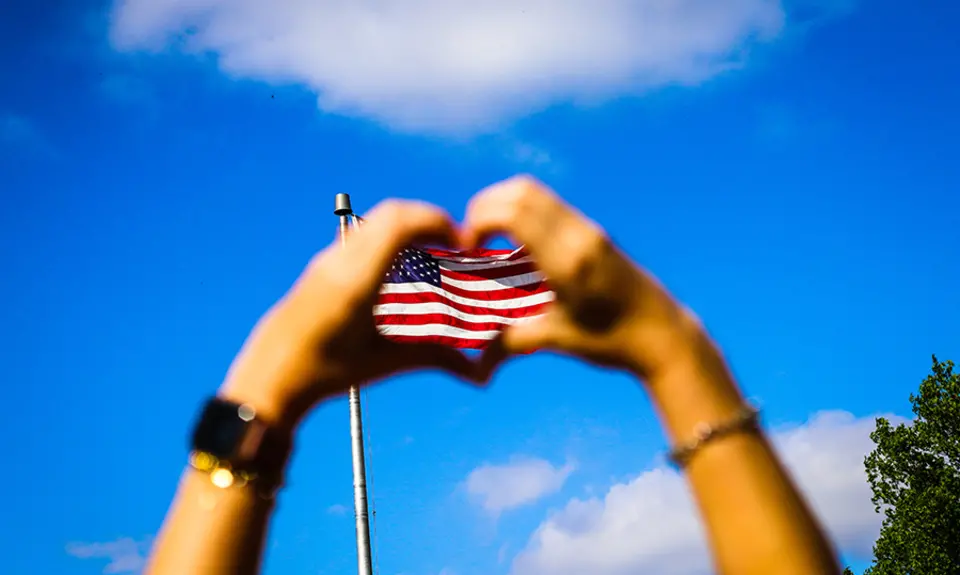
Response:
436,279,549,302
380,333,494,349
376,312,526,333
380,249,543,350
425,247,523,259
378,292,549,318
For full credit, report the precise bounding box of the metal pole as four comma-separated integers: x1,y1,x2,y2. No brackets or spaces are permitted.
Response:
334,192,374,575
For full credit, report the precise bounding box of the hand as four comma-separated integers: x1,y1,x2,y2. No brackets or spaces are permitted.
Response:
219,200,480,430
461,176,703,381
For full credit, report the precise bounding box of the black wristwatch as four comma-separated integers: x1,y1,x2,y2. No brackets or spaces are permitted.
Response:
189,397,292,498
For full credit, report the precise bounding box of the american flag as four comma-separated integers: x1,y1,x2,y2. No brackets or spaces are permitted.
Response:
375,246,554,349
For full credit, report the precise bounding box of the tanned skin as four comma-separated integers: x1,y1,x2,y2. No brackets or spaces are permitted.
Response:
145,176,841,575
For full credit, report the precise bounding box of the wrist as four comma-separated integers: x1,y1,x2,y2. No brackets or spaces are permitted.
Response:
628,312,749,444
190,395,296,500
217,382,302,435
622,304,712,382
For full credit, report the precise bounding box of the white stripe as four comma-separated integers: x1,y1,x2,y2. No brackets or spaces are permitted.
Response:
377,323,500,340
374,303,544,324
438,256,533,271
380,282,554,309
442,271,545,291
430,246,525,263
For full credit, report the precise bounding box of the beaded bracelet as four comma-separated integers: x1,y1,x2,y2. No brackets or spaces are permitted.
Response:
667,405,761,469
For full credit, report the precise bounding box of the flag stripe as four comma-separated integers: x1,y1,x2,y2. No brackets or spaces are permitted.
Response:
375,311,544,333
440,262,539,282
377,291,552,317
376,245,552,349
439,271,545,292
382,276,548,300
426,247,524,262
437,256,534,271
373,302,547,326
436,279,547,301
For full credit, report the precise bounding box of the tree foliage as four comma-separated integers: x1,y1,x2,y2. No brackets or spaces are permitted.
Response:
863,356,960,575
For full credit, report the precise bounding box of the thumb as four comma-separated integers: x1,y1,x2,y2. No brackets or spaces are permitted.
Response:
472,314,564,384
500,313,562,355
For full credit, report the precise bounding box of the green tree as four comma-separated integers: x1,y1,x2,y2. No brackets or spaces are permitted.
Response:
863,356,960,575
843,567,855,575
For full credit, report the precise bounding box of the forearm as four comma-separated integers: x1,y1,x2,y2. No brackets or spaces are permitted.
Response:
642,329,840,575
144,468,278,575
145,382,297,575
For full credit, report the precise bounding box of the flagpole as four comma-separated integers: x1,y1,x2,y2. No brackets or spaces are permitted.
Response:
334,192,374,575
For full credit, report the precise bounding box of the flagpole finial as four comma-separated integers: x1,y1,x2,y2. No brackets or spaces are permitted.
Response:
334,193,353,216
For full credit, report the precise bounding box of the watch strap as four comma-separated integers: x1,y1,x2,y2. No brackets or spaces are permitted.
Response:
190,397,294,499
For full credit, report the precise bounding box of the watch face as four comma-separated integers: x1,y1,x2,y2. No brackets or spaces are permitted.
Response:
192,400,247,459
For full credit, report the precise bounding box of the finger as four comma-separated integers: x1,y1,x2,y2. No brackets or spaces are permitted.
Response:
356,199,458,268
474,313,564,381
474,335,509,384
344,199,459,288
461,176,600,274
499,313,562,355
378,339,485,385
460,175,552,250
465,177,613,296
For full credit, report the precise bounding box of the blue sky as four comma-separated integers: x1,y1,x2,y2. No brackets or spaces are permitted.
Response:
2,1,958,574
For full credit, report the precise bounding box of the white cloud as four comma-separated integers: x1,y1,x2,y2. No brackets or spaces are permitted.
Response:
327,503,348,515
108,0,788,135
66,536,151,574
466,457,575,516
511,411,898,575
498,543,512,565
